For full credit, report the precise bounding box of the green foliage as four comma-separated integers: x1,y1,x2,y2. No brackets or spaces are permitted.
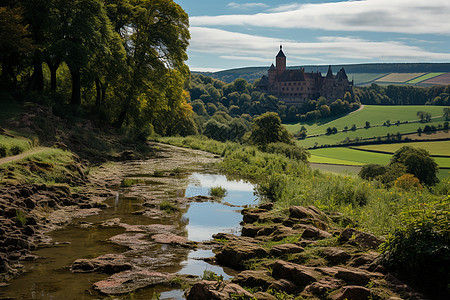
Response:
262,143,309,162
381,199,450,299
120,178,144,187
10,145,23,155
159,201,178,213
201,270,223,282
16,209,27,227
209,186,227,198
391,146,439,185
249,112,293,146
0,144,6,157
359,164,387,180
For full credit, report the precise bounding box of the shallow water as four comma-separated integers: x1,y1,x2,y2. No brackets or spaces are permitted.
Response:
0,170,257,299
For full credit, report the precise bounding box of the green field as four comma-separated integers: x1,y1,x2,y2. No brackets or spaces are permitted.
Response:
354,141,450,156
375,73,425,83
286,105,446,136
406,73,445,84
309,147,450,174
348,73,388,85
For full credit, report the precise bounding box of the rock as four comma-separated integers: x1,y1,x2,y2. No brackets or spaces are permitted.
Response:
93,269,169,294
335,268,378,286
256,226,277,236
304,277,342,296
268,279,298,294
271,260,319,287
270,244,304,256
152,233,196,248
330,285,371,300
109,233,154,250
71,254,132,274
301,225,332,240
216,242,267,270
241,224,265,237
340,228,383,250
350,252,379,267
258,203,274,211
186,280,255,300
320,247,351,265
289,205,323,220
242,212,260,224
253,291,277,300
233,270,274,289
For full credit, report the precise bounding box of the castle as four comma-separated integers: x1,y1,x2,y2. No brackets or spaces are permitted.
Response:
258,46,353,106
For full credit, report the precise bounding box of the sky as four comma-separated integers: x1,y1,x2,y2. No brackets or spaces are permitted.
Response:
174,0,450,72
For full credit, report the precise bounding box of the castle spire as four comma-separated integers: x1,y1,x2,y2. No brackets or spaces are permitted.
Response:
276,45,286,58
326,65,333,79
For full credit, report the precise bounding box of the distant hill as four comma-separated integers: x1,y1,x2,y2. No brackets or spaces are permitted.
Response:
194,63,450,86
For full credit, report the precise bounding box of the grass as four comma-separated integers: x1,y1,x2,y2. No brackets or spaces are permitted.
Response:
0,134,33,157
0,148,80,185
159,201,179,213
406,73,445,84
120,178,144,187
285,105,445,136
353,140,450,156
209,186,228,198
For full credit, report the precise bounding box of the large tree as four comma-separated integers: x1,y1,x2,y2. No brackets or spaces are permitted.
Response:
249,112,293,146
390,146,439,185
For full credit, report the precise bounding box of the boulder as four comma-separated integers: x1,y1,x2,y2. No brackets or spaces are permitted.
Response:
71,254,132,274
270,244,304,256
319,247,351,265
340,228,383,250
152,233,196,248
330,285,371,300
186,280,254,300
268,279,298,294
335,268,377,286
304,277,342,296
301,225,332,240
93,269,169,295
271,260,319,287
216,243,267,270
233,270,274,289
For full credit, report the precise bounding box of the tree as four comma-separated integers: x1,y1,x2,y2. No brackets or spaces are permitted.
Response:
390,146,439,185
444,107,450,120
364,121,370,128
249,112,293,146
417,111,431,123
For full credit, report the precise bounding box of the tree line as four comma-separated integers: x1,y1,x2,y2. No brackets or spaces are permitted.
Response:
0,0,195,136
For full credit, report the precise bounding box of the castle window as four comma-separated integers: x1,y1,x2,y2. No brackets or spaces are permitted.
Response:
288,83,291,86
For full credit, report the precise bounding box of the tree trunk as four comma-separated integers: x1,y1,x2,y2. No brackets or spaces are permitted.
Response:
29,51,44,92
46,58,60,91
95,78,101,106
113,100,129,128
70,69,81,105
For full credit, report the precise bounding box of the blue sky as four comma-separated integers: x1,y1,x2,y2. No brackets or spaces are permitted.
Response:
174,0,450,72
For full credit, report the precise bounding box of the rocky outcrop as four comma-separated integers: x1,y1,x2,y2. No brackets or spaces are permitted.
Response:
71,254,132,274
216,240,267,270
186,280,255,300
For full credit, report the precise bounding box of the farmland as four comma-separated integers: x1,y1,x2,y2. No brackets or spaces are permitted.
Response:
375,73,425,83
353,140,450,156
407,73,445,84
422,72,450,85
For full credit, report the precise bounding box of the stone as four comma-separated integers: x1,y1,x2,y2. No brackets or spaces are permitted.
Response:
340,228,383,250
304,277,342,296
256,226,277,236
186,280,255,300
241,224,265,237
301,225,332,240
330,285,371,300
268,279,298,294
270,244,304,256
320,247,351,265
253,292,277,300
233,270,274,289
216,243,267,270
93,269,169,294
335,268,375,286
271,260,319,287
350,252,379,267
71,254,132,274
258,202,274,211
152,233,196,248
289,205,323,220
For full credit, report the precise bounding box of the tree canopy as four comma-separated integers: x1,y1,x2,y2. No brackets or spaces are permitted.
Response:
249,112,293,146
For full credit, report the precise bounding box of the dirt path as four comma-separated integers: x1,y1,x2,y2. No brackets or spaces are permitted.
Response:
0,147,51,165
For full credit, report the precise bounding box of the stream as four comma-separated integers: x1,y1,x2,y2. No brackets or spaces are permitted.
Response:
0,146,258,299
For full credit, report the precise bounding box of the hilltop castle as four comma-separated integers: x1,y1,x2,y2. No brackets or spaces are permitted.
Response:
258,46,353,106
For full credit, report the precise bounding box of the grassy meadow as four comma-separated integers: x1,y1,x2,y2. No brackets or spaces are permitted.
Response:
353,140,450,156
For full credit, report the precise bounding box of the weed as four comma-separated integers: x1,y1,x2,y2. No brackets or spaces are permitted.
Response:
159,201,178,213
120,178,144,187
16,209,27,227
209,186,227,198
201,270,223,282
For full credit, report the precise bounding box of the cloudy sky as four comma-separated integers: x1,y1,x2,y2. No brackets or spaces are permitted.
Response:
175,0,450,72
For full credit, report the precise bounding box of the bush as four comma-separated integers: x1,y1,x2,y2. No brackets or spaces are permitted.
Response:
359,164,387,180
263,143,310,162
381,199,450,299
394,174,423,191
10,145,23,155
209,186,227,198
0,144,6,157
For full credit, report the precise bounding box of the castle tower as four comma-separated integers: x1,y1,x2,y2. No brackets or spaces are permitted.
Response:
276,45,286,75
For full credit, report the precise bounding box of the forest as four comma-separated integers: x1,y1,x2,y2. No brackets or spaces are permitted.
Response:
1,0,195,137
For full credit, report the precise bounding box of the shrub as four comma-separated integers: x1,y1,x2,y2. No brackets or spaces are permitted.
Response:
209,186,227,198
394,174,423,191
10,145,23,155
263,143,310,162
257,174,286,202
359,164,387,180
381,199,450,299
0,144,6,157
159,201,178,213
202,270,223,282
16,209,27,227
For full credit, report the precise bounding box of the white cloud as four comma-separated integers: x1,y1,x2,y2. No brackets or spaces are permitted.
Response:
227,2,269,10
189,27,450,64
191,0,450,35
190,67,225,73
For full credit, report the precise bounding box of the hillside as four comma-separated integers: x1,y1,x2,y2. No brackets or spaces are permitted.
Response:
196,63,450,86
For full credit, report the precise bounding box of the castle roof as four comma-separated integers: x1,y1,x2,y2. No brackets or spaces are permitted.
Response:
325,65,334,79
279,70,305,81
276,45,286,58
269,63,276,71
336,68,348,80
